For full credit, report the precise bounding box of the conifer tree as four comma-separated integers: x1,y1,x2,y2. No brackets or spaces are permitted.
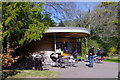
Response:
2,2,55,49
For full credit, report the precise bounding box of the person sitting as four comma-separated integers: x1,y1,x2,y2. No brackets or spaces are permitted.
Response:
97,48,102,57
63,47,68,53
56,48,62,55
50,53,58,62
73,50,78,58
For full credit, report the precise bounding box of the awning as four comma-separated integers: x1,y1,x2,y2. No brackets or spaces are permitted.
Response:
45,27,90,38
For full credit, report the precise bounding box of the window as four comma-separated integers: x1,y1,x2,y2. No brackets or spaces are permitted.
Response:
56,42,62,50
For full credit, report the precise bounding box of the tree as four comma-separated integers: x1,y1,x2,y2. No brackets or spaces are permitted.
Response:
2,2,55,49
63,2,119,56
44,2,82,23
2,2,56,67
87,2,119,56
58,21,65,27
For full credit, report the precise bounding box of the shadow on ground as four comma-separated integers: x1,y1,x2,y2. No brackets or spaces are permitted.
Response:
2,70,21,80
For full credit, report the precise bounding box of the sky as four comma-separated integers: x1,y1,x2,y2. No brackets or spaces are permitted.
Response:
51,2,100,23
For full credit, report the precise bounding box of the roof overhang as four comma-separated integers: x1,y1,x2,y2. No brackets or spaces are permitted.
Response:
44,27,90,38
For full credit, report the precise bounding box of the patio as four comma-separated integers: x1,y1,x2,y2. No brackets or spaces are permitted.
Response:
49,61,118,78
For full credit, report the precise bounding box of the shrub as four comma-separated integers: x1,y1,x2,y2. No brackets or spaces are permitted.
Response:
1,48,19,67
108,47,117,56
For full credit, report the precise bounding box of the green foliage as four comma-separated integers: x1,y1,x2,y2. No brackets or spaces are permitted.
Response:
2,70,60,79
0,25,2,42
104,57,120,63
56,2,119,57
98,2,118,8
2,2,55,48
108,47,117,56
57,2,119,57
81,40,88,57
89,2,119,56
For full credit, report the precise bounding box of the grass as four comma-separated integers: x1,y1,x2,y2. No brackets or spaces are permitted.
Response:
104,57,120,63
77,56,87,61
3,70,61,79
77,55,120,63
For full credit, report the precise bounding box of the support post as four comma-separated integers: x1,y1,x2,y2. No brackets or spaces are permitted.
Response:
54,34,56,53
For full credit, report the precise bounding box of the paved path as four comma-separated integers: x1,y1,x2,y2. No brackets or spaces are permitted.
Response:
49,61,118,78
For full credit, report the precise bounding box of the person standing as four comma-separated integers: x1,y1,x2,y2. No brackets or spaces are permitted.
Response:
88,46,94,67
34,54,43,71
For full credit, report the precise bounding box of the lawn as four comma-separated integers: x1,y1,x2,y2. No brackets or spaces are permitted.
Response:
77,56,87,61
3,70,61,79
77,55,120,63
104,57,120,63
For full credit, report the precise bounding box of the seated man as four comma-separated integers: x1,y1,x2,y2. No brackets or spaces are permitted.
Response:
50,53,58,62
56,48,62,55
